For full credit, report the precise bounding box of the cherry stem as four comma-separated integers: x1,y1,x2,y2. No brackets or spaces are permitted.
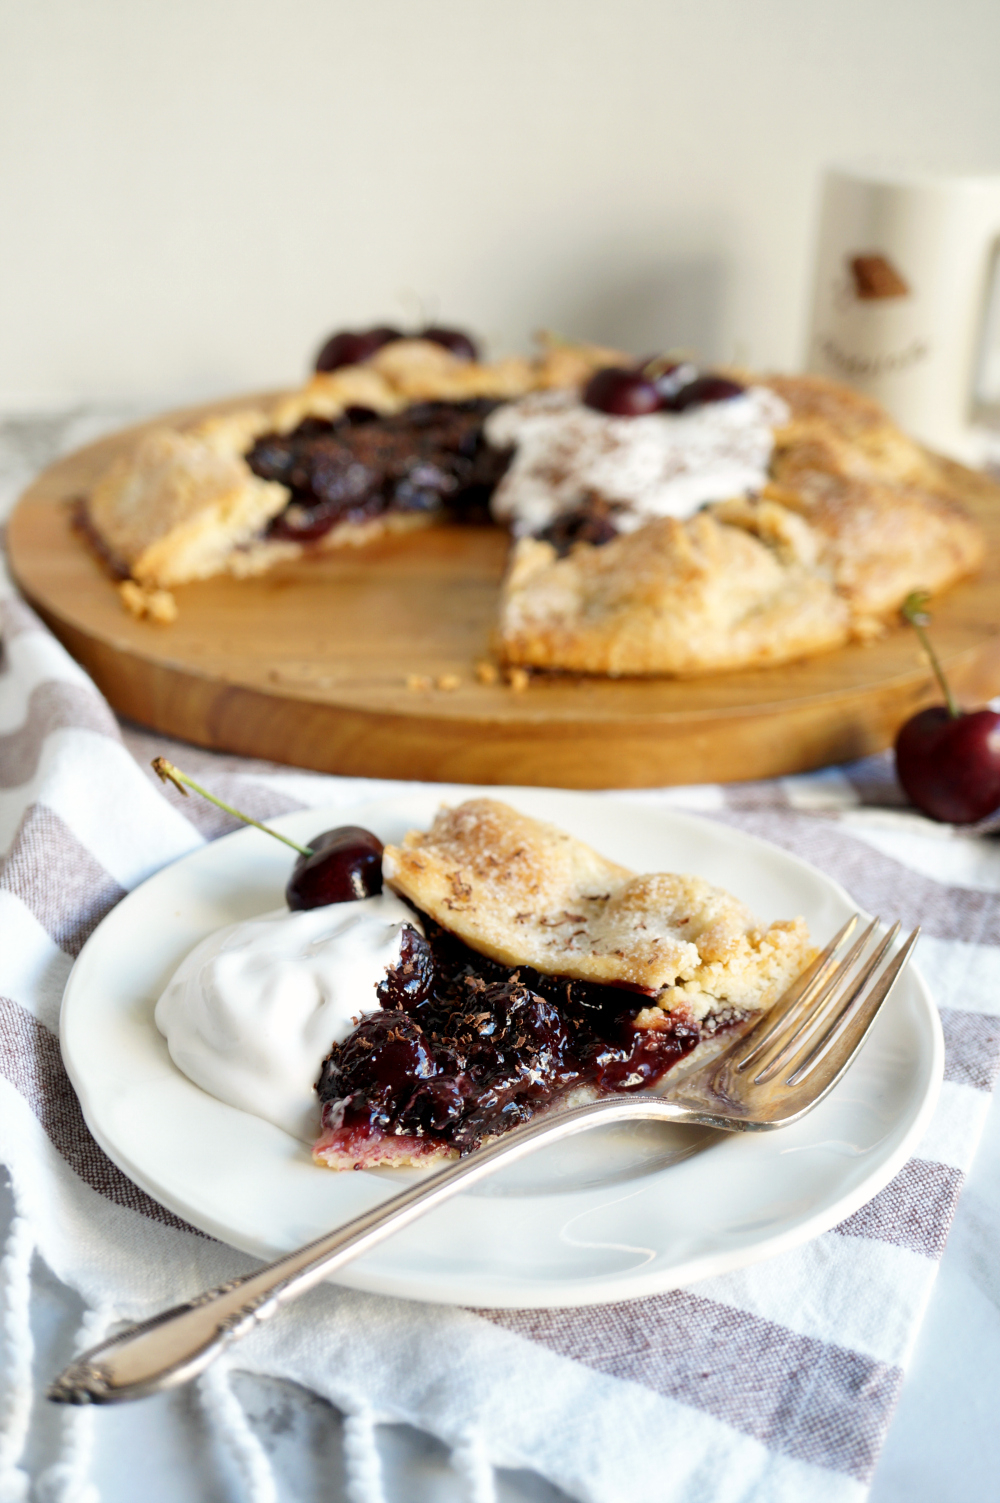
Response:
151,758,313,856
641,350,695,379
901,592,960,719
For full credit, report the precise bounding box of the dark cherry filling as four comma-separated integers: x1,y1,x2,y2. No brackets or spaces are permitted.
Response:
535,498,622,555
316,916,699,1156
245,400,512,542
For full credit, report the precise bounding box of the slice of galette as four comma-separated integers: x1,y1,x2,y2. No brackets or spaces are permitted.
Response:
312,799,813,1169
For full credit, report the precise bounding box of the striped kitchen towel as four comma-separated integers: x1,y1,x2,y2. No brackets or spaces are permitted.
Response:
2,418,1000,1503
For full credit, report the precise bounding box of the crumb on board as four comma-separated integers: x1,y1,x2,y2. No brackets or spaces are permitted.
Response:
406,673,432,691
505,666,530,692
850,615,887,644
475,660,499,686
435,673,461,691
119,580,178,624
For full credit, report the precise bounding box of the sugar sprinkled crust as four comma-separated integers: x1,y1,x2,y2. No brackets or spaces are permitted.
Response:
762,375,986,619
497,508,851,677
496,372,987,676
86,419,287,587
383,797,812,1011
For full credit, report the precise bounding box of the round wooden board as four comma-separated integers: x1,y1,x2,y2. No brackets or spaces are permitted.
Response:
8,395,1000,788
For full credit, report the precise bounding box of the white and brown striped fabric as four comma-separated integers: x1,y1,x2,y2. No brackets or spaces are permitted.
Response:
2,415,1000,1503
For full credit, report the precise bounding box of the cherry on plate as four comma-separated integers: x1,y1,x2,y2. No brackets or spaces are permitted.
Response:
664,374,745,412
419,326,479,361
314,327,402,373
286,826,385,909
583,367,661,417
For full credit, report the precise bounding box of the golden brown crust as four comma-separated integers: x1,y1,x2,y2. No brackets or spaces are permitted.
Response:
84,422,288,588
498,371,988,675
498,509,851,676
269,364,403,434
271,338,628,432
367,339,538,402
530,336,632,390
383,797,812,1010
761,375,986,617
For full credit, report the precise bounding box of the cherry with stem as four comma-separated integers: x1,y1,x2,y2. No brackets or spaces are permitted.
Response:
152,758,312,855
151,758,385,907
894,593,1000,824
900,592,960,718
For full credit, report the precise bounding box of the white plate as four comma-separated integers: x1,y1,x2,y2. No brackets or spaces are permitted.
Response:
61,787,943,1308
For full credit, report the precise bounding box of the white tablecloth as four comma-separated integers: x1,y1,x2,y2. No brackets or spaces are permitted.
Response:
2,407,999,1503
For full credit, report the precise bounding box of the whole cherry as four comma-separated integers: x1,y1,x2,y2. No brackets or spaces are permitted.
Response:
664,374,745,412
419,326,479,361
583,366,661,416
286,826,384,909
314,326,402,373
643,357,698,405
151,759,385,908
894,594,1000,824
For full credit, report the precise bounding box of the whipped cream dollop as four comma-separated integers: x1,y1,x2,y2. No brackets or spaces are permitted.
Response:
155,891,418,1143
485,386,790,537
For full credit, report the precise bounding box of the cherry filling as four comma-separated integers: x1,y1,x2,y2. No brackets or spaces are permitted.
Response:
316,918,699,1157
534,498,622,555
245,400,511,542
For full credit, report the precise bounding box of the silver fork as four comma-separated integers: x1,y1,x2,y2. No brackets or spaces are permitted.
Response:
49,913,917,1405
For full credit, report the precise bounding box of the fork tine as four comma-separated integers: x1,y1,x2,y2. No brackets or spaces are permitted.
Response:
758,920,899,1085
742,917,880,1082
734,914,860,1073
784,926,919,1087
750,917,886,1084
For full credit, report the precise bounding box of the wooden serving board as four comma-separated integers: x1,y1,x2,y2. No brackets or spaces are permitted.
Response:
8,396,1000,789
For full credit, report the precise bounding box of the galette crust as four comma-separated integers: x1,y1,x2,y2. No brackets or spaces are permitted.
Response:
82,338,628,590
85,419,286,587
383,798,812,1015
81,354,987,682
763,374,986,617
498,508,852,677
496,372,988,676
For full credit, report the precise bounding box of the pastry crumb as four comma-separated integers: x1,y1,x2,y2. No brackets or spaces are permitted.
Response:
475,659,499,685
505,666,530,692
406,673,432,691
633,1006,670,1030
119,581,146,618
435,673,461,691
850,615,887,643
119,580,177,623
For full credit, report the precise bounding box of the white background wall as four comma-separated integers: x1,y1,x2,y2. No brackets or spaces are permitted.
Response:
2,0,999,407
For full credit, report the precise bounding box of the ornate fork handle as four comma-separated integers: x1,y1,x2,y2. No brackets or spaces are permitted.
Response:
48,1094,699,1404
